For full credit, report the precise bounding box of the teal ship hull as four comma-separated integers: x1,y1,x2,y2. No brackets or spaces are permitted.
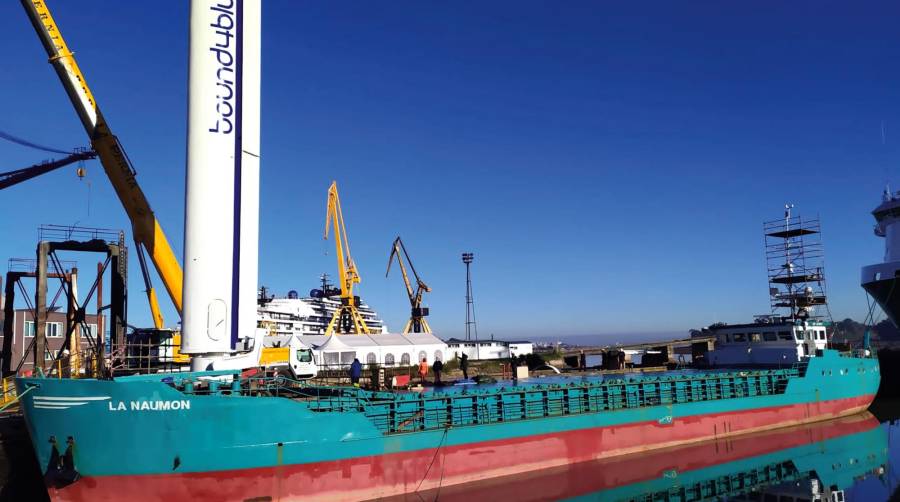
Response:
16,349,879,501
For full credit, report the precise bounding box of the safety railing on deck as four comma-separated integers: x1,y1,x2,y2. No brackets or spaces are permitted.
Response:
353,368,802,435
158,366,803,437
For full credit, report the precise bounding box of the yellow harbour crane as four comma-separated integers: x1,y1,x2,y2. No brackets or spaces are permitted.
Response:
20,0,182,329
324,181,370,335
386,237,432,334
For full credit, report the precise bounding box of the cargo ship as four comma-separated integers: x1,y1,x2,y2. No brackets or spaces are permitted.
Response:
19,349,880,501
13,2,881,501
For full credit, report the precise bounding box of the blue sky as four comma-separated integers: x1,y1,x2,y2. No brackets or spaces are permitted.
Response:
1,2,898,341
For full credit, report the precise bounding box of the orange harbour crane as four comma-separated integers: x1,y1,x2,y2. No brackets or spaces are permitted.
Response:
386,236,432,334
324,181,371,335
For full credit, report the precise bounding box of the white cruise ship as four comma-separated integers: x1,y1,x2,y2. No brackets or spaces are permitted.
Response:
257,276,388,337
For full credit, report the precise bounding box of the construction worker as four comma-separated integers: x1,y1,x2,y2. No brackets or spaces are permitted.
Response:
433,358,443,385
349,358,362,387
418,357,429,385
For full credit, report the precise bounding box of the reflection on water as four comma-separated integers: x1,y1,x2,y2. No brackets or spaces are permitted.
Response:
386,412,892,502
16,405,900,501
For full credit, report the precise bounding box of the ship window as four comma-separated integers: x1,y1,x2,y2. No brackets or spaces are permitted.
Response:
818,331,826,340
733,333,746,342
777,331,793,341
296,349,312,363
763,332,777,342
384,353,395,366
401,353,411,366
724,334,732,343
750,333,762,343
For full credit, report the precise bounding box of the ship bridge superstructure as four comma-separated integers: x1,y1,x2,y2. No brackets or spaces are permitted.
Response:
695,206,832,367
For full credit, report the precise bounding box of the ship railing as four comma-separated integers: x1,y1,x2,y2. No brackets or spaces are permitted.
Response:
157,366,801,434
164,371,375,411
791,358,810,376
353,368,802,435
39,347,104,380
109,337,187,376
309,365,412,388
837,348,875,359
651,458,801,500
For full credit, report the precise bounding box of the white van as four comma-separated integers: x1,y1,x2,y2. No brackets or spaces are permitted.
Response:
288,336,318,379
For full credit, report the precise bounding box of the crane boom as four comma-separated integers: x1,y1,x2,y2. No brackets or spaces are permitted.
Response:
386,238,415,300
20,0,183,328
386,236,432,334
324,181,370,335
0,150,96,191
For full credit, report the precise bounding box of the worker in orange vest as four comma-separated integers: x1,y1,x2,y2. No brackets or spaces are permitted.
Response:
418,358,429,385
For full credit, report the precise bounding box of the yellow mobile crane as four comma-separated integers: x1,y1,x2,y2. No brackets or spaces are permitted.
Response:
324,181,370,335
386,237,432,334
20,1,182,329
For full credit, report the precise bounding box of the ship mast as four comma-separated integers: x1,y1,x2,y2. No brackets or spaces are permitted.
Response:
764,205,828,322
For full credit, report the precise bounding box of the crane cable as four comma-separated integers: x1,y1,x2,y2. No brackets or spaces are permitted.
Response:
0,128,76,155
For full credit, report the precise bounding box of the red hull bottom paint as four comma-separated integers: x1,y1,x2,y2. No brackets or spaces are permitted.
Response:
394,411,880,502
51,394,875,502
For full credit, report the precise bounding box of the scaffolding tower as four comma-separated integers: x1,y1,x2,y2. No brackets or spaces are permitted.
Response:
763,205,828,322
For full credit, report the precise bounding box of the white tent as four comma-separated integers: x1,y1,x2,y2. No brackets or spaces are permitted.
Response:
315,334,358,368
303,333,447,368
